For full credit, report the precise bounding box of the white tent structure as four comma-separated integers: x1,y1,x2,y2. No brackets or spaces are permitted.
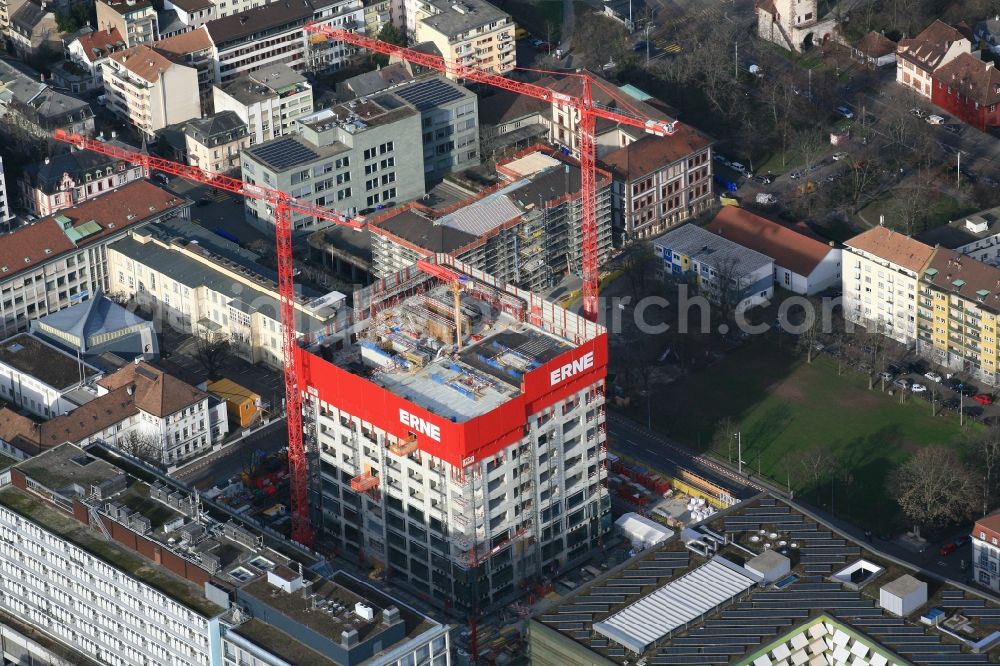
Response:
615,512,675,549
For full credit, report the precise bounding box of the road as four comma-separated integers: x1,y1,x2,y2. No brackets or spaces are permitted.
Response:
173,419,288,489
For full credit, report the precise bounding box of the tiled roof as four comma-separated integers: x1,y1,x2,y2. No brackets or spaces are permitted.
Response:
704,207,834,277
897,20,968,70
924,247,1000,313
108,43,178,83
23,141,138,192
477,88,549,126
754,0,777,15
183,110,247,143
844,226,935,273
11,0,50,32
855,31,896,58
152,26,211,55
600,126,713,180
167,0,213,11
975,512,1000,544
74,27,125,62
98,362,205,417
931,52,1000,106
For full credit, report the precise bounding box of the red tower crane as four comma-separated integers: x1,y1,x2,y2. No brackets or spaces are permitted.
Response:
304,23,679,320
52,129,366,547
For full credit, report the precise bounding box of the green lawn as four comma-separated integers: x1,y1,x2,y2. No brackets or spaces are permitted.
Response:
626,338,975,531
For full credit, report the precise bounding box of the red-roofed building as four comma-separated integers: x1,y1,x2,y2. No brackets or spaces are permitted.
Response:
931,53,1000,131
973,513,1000,591
705,207,841,295
896,20,971,98
65,28,127,92
600,127,715,241
0,180,190,339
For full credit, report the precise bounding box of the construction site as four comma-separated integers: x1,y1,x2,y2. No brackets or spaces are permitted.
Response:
368,147,614,293
298,256,611,615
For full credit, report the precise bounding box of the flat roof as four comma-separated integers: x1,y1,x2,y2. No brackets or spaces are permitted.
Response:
418,0,509,37
653,223,774,275
15,443,123,491
0,333,99,390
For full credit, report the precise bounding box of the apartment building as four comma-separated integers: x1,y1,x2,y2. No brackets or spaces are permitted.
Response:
212,63,314,145
65,28,127,93
183,110,249,174
600,125,714,242
104,43,201,137
917,248,1000,386
153,28,216,115
0,181,190,339
397,0,515,75
931,53,1000,132
108,222,348,369
303,256,610,612
8,0,63,57
364,0,390,34
0,333,100,419
918,205,1000,266
241,94,423,231
204,0,363,86
973,512,1000,593
652,223,775,312
843,226,935,344
96,0,159,46
163,0,216,29
0,60,95,139
370,148,613,292
896,19,971,98
20,139,148,216
0,444,450,666
0,156,11,224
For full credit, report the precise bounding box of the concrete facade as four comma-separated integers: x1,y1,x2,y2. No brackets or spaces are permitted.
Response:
211,64,314,145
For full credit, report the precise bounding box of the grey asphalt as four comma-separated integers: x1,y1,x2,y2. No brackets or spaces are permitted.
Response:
173,419,288,489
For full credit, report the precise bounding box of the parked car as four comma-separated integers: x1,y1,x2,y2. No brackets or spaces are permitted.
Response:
713,154,731,166
832,152,849,161
752,174,774,184
926,114,946,125
529,38,544,48
730,161,746,171
755,193,777,205
974,393,994,405
939,542,958,556
879,371,894,383
943,398,960,411
909,108,926,118
893,378,910,390
910,383,928,393
944,124,962,135
959,385,978,397
834,106,854,119
789,170,803,180
924,371,942,383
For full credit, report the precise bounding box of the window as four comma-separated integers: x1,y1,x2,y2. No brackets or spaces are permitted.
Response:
363,148,376,160
365,178,378,191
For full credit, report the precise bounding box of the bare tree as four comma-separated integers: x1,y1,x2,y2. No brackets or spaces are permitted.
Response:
621,242,653,301
711,417,739,463
889,447,980,538
796,313,822,363
791,444,832,495
116,430,162,464
795,128,827,174
848,151,883,211
711,257,753,325
970,425,1000,517
193,332,232,380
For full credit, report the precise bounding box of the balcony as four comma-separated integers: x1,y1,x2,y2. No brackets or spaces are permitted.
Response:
350,472,379,492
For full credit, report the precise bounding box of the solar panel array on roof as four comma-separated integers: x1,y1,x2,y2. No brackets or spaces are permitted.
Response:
394,78,465,111
248,137,320,170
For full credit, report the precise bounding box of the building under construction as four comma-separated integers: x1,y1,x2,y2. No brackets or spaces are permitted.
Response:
368,147,613,292
299,255,610,613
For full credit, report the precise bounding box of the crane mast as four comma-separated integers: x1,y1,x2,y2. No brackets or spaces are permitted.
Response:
304,23,680,320
52,129,365,547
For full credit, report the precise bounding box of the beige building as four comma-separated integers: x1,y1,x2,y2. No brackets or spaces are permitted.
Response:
896,20,971,98
104,43,200,137
108,224,347,369
364,0,390,35
212,63,313,145
754,0,836,53
183,110,248,174
96,0,159,46
842,226,935,344
398,0,515,75
8,0,65,57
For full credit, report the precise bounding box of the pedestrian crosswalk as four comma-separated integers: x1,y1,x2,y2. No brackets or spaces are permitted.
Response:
656,41,682,53
203,188,231,202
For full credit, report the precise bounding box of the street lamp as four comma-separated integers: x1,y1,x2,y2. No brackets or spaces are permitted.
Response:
735,431,746,475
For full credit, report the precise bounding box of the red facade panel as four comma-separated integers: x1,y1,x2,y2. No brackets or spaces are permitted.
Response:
299,333,608,468
930,80,1000,131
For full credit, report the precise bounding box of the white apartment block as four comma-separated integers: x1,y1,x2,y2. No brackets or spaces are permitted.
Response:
0,156,11,223
305,258,610,613
973,513,1000,593
108,224,346,370
0,181,190,340
396,0,515,75
205,0,363,86
212,64,314,145
0,334,101,419
842,226,935,344
104,44,201,138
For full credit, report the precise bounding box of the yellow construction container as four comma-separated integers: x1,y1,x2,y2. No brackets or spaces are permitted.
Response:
208,378,261,428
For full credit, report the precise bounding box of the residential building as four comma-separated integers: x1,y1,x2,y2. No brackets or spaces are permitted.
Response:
478,88,550,162
241,94,423,232
0,156,11,223
917,204,1000,265
0,444,451,665
336,61,416,98
212,64,314,145
0,180,190,339
20,139,148,216
96,0,159,46
396,0,515,75
156,7,188,38
853,30,897,68
152,28,216,115
0,333,100,419
163,0,216,30
531,493,993,666
183,110,249,174
600,125,714,242
704,207,841,295
30,288,159,363
896,20,971,99
931,53,1000,131
917,248,1000,385
8,0,64,57
652,223,774,312
974,17,1000,56
972,512,1000,592
108,222,349,369
104,43,201,137
303,255,609,612
370,147,613,291
204,0,363,86
364,0,390,35
64,28,127,93
842,226,935,344
754,0,836,52
0,60,95,139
